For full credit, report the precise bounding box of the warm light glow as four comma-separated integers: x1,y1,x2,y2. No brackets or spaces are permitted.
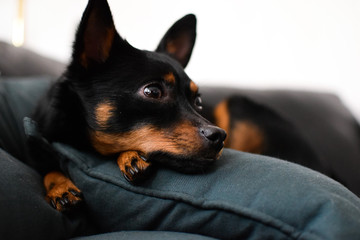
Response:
12,0,25,47
12,19,24,47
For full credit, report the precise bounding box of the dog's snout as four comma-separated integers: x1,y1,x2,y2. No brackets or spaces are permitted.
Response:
200,126,227,148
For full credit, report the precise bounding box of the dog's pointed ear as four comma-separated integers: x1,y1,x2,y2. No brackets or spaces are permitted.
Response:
156,14,196,68
73,0,116,68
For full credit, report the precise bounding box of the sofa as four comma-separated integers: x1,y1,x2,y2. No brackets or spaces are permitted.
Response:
1,42,360,240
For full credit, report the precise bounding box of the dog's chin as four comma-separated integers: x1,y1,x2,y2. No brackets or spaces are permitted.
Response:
148,150,223,174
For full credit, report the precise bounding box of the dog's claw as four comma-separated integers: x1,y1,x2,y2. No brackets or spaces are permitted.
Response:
131,160,140,174
61,194,70,205
128,167,135,176
133,166,139,174
123,172,131,182
50,199,57,209
69,188,82,198
140,155,148,162
58,197,66,206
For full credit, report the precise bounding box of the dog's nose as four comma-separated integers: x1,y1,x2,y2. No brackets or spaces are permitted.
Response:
200,125,227,149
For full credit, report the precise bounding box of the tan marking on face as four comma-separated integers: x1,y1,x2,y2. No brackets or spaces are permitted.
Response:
95,102,115,128
164,72,176,85
214,100,230,146
190,80,199,95
90,121,204,156
229,121,265,154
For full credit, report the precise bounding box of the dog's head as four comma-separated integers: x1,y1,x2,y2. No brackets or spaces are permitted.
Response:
67,0,226,172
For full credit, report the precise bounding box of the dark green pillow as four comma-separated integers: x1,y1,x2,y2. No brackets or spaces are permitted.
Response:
51,141,360,240
73,231,218,240
0,77,52,162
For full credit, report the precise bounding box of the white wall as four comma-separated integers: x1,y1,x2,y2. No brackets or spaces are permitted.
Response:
1,0,360,120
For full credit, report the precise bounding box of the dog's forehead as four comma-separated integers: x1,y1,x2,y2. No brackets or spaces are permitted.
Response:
144,51,191,86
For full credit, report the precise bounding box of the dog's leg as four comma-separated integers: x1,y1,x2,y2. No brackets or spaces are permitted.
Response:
117,151,151,182
44,171,82,211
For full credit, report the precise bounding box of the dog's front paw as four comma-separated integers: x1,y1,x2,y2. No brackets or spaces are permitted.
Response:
44,172,83,212
117,151,151,183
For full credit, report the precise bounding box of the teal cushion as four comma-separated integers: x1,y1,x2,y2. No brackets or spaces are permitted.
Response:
51,141,360,240
0,146,97,239
0,77,52,162
72,231,217,240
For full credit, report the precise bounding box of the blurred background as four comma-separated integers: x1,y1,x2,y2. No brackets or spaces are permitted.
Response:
1,0,360,120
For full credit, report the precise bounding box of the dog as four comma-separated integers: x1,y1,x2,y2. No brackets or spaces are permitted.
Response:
211,96,322,171
31,0,226,211
30,0,330,212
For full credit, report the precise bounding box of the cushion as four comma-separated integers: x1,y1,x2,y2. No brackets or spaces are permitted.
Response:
0,77,53,162
0,147,93,240
48,139,360,240
72,231,217,240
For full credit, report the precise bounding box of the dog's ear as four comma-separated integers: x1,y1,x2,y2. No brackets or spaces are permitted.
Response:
156,14,196,68
73,0,116,68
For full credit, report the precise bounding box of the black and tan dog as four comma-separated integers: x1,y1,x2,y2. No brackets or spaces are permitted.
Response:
31,0,226,211
32,0,328,212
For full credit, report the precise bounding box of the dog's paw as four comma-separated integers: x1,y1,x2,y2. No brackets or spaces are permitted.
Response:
117,151,151,183
44,172,83,212
46,183,83,212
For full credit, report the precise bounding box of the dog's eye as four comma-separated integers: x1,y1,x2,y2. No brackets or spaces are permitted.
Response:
194,95,203,111
143,84,163,99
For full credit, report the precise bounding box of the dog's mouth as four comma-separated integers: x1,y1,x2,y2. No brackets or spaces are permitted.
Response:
90,120,226,174
147,124,225,173
147,148,224,173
